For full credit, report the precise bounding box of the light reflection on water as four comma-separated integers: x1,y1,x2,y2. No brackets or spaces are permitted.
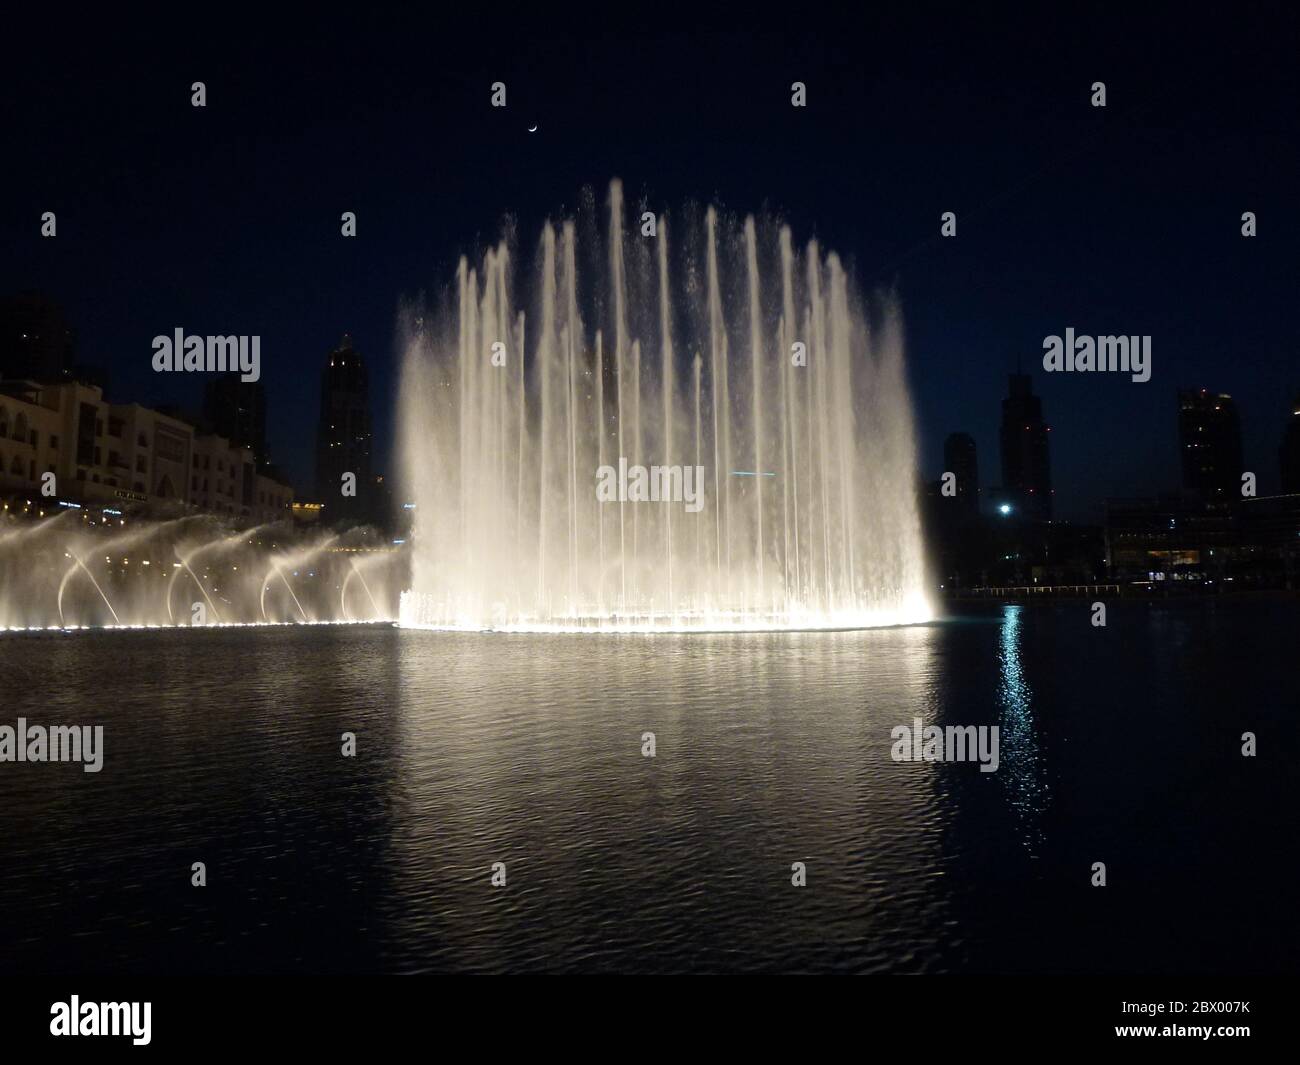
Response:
996,606,1049,855
0,601,1292,974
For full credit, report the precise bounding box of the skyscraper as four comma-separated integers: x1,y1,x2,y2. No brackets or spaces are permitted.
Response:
1178,389,1243,503
1281,391,1300,495
203,377,268,465
943,431,979,512
315,334,373,524
999,372,1052,519
0,292,75,383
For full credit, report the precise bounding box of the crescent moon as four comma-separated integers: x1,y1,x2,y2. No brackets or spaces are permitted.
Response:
528,125,538,133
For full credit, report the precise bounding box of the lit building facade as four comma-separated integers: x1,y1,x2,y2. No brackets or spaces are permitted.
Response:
0,378,291,523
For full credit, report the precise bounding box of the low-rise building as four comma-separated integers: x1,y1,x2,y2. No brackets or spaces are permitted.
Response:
0,377,292,523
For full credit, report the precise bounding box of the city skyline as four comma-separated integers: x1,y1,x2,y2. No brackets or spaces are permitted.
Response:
3,11,1296,523
6,290,1295,526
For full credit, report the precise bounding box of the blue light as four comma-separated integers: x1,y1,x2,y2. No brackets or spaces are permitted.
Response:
999,503,1012,516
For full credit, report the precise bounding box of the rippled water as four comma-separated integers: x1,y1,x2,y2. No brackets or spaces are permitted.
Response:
0,601,1293,973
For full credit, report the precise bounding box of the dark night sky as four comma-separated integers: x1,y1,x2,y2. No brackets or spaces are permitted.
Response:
4,8,1297,521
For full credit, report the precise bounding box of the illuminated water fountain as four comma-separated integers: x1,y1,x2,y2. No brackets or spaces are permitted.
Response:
0,512,404,632
399,179,931,631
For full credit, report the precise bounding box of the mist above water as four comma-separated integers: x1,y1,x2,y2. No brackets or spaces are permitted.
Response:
0,511,401,630
399,180,931,631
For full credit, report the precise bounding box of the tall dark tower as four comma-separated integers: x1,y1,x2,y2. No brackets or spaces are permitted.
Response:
0,292,75,382
943,432,980,512
315,334,373,523
1178,389,1242,503
1280,392,1300,495
999,373,1052,519
203,377,268,464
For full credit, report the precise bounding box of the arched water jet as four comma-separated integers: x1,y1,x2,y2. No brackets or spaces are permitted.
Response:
341,558,383,622
0,508,76,550
166,553,205,624
258,535,338,623
164,523,276,623
57,550,122,627
2,515,402,631
172,553,223,624
260,562,309,623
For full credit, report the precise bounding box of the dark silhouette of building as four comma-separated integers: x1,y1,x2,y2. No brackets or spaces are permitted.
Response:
0,292,75,383
1105,492,1300,589
1281,392,1300,495
1178,388,1242,503
943,432,979,512
203,377,268,466
999,372,1052,520
315,334,373,525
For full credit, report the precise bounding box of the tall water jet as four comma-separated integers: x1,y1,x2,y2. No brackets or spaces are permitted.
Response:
399,180,931,631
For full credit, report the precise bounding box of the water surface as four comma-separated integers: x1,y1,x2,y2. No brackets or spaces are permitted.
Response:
0,601,1293,973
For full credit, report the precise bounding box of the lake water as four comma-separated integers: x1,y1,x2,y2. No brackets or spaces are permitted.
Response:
0,601,1293,973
